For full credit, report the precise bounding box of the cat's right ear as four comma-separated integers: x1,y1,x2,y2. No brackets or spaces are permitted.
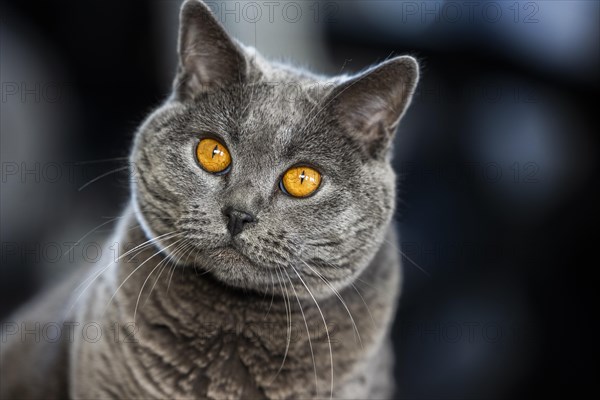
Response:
173,0,247,100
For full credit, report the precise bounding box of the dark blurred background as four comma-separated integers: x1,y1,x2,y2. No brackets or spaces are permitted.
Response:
1,1,598,398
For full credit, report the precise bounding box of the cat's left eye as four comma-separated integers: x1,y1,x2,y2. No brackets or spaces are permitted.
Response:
196,138,231,174
280,166,322,198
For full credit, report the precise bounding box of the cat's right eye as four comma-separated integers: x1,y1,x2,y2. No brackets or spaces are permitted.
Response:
196,138,232,174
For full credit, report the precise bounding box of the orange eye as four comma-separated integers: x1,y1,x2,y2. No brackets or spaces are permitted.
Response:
196,138,231,174
281,166,321,198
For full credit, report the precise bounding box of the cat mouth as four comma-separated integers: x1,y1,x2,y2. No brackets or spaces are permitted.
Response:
187,236,271,279
203,242,276,288
215,242,257,265
219,244,246,257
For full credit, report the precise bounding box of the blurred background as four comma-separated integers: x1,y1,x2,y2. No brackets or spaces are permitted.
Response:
1,0,597,398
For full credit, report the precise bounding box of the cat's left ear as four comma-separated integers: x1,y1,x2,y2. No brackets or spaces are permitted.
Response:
173,0,247,100
329,56,419,158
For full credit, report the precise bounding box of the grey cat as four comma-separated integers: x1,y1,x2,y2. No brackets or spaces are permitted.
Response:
0,0,419,398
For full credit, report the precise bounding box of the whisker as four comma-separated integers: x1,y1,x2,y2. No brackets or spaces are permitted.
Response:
382,238,431,277
143,253,175,307
73,157,129,165
64,216,122,257
270,266,292,383
166,240,195,292
78,166,130,191
264,268,276,319
281,267,319,397
146,240,198,304
175,241,199,283
101,238,185,317
296,256,362,348
310,256,377,330
132,239,190,323
349,282,376,329
64,231,180,318
289,264,334,399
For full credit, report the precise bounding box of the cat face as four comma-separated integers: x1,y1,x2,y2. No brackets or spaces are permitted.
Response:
130,0,418,298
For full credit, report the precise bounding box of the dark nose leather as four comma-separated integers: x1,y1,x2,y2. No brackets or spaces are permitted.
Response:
225,208,255,236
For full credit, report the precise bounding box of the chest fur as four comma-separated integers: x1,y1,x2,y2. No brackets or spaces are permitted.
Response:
71,234,399,399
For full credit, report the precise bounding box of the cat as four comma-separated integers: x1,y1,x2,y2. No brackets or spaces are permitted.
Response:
0,0,419,398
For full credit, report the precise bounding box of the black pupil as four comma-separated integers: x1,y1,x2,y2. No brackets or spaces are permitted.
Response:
212,145,219,158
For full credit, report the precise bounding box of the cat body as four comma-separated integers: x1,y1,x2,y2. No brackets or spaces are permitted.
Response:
1,213,400,399
0,1,418,398
70,212,401,399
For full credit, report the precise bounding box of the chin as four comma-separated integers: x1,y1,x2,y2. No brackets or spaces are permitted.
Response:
201,246,272,292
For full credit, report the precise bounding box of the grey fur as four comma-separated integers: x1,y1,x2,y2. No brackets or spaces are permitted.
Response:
0,1,419,398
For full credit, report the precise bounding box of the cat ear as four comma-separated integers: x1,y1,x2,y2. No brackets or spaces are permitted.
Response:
330,56,419,157
173,0,247,99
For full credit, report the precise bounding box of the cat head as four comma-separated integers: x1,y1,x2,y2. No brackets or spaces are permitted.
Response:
130,0,419,298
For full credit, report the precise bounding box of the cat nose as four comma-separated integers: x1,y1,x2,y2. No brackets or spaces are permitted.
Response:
224,208,255,236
